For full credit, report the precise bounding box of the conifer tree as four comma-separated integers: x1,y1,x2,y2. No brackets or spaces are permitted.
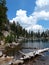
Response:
0,0,8,31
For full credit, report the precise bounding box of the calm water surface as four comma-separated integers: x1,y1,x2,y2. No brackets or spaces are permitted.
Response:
21,40,49,55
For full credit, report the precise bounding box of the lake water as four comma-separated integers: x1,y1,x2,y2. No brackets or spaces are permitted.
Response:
21,40,49,55
20,40,49,65
21,40,49,50
7,40,49,58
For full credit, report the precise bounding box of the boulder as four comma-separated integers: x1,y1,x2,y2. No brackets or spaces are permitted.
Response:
11,60,24,65
0,51,3,57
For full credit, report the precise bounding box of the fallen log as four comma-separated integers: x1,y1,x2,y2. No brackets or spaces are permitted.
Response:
35,48,49,55
10,48,49,65
20,48,49,60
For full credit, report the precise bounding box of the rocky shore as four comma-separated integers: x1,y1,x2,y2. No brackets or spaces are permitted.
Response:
0,52,49,65
0,39,49,65
0,44,49,65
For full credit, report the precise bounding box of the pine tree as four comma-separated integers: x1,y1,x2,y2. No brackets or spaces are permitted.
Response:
0,0,8,31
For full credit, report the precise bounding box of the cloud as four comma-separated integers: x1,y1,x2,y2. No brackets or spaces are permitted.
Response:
26,24,44,32
10,0,49,32
35,0,49,11
33,0,49,20
10,9,37,28
32,11,49,20
36,0,49,7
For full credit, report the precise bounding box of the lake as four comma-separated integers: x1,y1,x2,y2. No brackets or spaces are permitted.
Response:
20,40,49,65
7,40,49,57
21,40,49,55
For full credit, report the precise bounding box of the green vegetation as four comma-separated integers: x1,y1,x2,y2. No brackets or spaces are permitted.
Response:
0,0,8,31
5,31,16,43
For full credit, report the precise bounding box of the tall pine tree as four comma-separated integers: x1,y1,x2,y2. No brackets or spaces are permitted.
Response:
0,0,8,31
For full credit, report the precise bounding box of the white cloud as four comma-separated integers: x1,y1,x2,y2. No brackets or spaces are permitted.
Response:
16,9,27,17
36,0,49,7
35,0,49,11
32,25,44,32
10,0,49,32
10,9,37,28
26,25,44,32
33,0,49,20
32,11,49,20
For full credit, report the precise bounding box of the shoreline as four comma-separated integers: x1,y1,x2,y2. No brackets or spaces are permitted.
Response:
0,40,49,65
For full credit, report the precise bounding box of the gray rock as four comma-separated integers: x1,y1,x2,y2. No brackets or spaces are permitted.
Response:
0,51,3,57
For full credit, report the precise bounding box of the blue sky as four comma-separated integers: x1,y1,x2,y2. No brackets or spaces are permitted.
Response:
6,0,36,19
6,0,49,32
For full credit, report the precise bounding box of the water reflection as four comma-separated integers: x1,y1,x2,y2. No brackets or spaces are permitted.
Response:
21,40,49,53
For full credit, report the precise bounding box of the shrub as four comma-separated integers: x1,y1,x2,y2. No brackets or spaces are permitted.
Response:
5,32,16,43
